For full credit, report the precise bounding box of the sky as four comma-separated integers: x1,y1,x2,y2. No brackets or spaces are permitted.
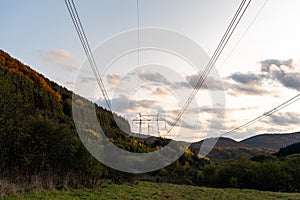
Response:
1,0,300,141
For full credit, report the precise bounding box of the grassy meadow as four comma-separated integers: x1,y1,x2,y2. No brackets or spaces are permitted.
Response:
3,181,300,200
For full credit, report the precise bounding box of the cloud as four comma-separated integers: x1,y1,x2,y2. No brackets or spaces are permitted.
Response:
228,82,269,96
152,87,172,95
106,71,226,93
159,105,226,132
170,73,226,91
227,73,269,96
206,118,224,131
259,59,300,91
163,115,197,130
106,74,121,85
269,112,300,126
97,94,157,113
37,49,79,71
260,59,293,73
128,99,158,112
279,73,300,90
229,72,267,84
80,76,96,83
139,71,172,85
269,65,300,91
226,58,300,95
182,74,225,91
199,106,225,119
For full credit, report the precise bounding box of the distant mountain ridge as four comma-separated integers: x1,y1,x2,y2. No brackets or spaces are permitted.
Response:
188,132,300,161
126,129,300,161
189,137,275,161
241,132,300,150
191,137,250,149
190,132,300,151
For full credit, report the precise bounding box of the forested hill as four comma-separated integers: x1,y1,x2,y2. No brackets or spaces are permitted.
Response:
0,49,208,189
0,49,134,137
0,49,145,186
0,49,130,131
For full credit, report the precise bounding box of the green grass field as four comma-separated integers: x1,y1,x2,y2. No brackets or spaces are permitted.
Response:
3,181,300,200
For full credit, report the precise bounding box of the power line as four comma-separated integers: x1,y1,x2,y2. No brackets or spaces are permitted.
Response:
218,0,269,71
222,93,300,137
165,0,252,135
137,0,141,86
65,0,112,111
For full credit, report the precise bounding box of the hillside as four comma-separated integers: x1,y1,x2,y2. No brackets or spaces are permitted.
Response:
206,146,276,162
0,49,138,187
274,142,300,157
241,132,300,149
0,49,208,189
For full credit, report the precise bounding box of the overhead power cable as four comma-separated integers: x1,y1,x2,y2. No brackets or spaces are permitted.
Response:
65,0,112,111
218,0,269,71
137,0,141,86
222,93,300,137
165,0,252,135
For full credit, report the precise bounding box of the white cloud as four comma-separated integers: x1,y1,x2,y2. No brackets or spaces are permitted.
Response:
152,87,173,95
37,49,79,71
106,74,121,86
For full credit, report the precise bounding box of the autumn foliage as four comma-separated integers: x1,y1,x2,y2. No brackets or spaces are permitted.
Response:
0,50,61,101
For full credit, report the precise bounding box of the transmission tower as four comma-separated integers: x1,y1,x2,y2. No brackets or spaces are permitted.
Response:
132,113,167,137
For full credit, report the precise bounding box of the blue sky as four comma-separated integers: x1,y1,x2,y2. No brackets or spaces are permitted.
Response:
1,0,300,141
